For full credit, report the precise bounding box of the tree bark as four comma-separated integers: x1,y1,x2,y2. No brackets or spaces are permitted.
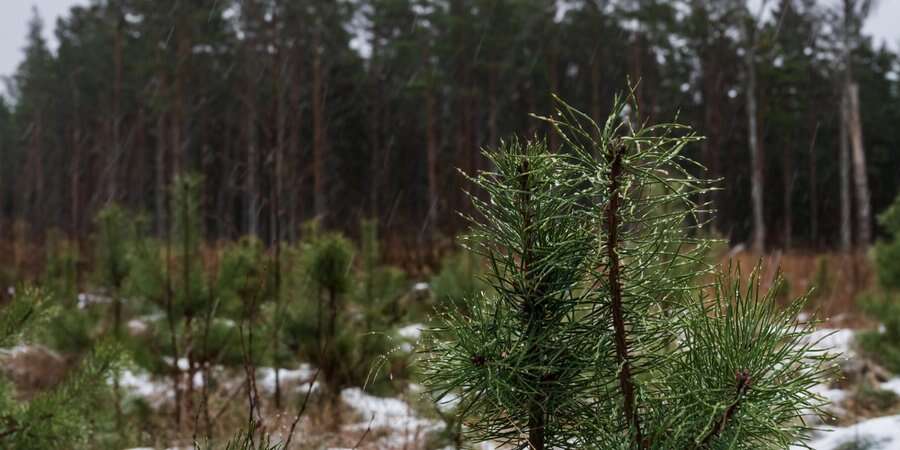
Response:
517,159,546,450
845,82,870,247
807,121,819,247
156,111,168,236
746,35,765,253
783,137,793,249
839,90,852,251
367,38,382,220
312,29,328,220
243,1,260,236
606,146,642,446
425,59,440,232
547,44,559,152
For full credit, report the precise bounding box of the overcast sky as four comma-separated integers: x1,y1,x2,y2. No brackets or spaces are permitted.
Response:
1,0,898,92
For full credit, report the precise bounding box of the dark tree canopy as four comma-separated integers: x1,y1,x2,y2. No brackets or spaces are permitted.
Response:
0,0,898,257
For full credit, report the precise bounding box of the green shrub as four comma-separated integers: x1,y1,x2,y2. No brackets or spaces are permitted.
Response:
875,195,900,291
859,194,900,371
429,248,484,311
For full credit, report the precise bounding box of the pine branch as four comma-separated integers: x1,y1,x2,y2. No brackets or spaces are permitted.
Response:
698,369,752,447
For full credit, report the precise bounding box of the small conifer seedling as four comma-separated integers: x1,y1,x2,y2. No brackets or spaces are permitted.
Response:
422,94,834,449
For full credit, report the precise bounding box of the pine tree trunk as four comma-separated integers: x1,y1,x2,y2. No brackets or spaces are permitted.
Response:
110,3,123,202
547,46,559,152
367,58,381,219
839,90,852,251
807,121,819,248
591,46,602,132
746,41,765,253
425,71,440,232
172,18,188,179
846,82,871,247
312,29,327,220
783,138,793,249
272,29,287,409
244,4,259,237
70,127,81,235
631,31,644,112
287,50,303,241
245,105,258,236
156,112,167,236
488,71,499,149
701,38,722,234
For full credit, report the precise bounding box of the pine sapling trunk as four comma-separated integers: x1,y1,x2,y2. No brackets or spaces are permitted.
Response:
326,285,342,427
519,159,546,450
181,184,194,426
605,146,642,445
201,290,214,440
113,287,124,439
165,230,182,429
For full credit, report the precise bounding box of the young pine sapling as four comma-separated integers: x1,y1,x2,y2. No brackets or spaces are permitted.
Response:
423,94,833,449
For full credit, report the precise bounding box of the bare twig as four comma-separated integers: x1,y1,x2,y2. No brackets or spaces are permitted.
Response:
283,369,320,449
351,415,375,450
699,369,752,447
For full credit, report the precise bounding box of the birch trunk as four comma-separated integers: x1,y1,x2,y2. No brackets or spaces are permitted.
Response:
846,82,871,247
746,41,765,253
839,91,852,251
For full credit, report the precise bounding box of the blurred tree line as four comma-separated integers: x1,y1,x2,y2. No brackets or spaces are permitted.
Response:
1,0,898,255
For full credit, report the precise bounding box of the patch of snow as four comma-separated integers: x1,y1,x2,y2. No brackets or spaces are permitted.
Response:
880,378,900,396
794,414,900,450
117,369,171,406
812,384,848,406
162,357,191,371
127,319,148,335
807,328,855,358
397,323,426,341
436,391,460,413
809,383,848,423
77,292,112,309
341,387,444,448
136,312,165,323
256,365,319,394
0,344,41,358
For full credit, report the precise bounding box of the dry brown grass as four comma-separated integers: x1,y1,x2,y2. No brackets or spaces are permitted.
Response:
719,250,875,327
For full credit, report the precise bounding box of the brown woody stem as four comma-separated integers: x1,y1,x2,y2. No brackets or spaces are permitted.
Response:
606,145,644,446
